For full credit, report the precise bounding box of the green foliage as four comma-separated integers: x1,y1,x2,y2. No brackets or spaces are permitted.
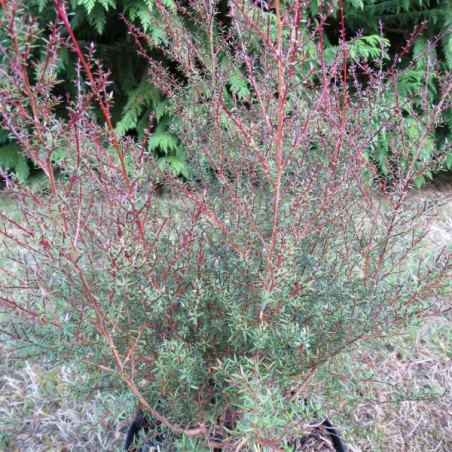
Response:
347,35,390,61
322,0,452,183
340,0,451,66
114,79,187,173
1,0,187,178
1,0,450,186
0,134,30,183
115,81,164,136
229,70,252,101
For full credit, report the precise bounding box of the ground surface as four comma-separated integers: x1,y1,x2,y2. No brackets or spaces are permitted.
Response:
0,178,450,451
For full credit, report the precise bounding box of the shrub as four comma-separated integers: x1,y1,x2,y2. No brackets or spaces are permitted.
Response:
1,0,451,184
0,0,188,179
0,0,450,449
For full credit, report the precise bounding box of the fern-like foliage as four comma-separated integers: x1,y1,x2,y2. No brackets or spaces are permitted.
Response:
322,0,452,182
1,0,450,185
342,0,452,70
1,0,187,178
347,35,391,60
0,131,30,183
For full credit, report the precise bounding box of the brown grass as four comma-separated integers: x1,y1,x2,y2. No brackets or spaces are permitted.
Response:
342,312,451,452
0,347,128,451
339,176,452,452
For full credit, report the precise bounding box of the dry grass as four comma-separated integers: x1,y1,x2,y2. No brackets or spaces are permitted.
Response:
0,348,128,451
342,312,451,452
338,176,452,452
0,178,450,451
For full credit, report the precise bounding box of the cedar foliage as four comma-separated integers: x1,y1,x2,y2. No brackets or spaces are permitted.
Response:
0,0,451,182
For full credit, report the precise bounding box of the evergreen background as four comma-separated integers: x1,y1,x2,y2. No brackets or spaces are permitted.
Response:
1,0,451,185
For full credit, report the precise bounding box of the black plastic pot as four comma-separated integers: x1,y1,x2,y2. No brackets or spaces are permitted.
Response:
123,410,163,452
322,418,347,452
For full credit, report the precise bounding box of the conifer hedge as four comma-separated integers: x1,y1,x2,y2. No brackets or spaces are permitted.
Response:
1,0,451,184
